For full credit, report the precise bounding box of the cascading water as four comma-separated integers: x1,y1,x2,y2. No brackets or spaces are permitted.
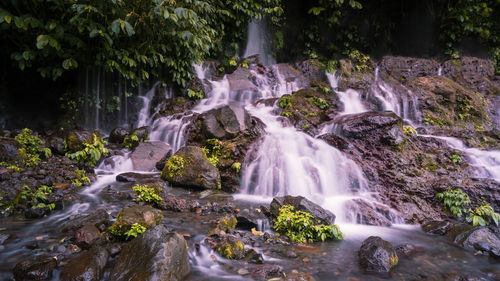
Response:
326,71,366,115
243,19,276,65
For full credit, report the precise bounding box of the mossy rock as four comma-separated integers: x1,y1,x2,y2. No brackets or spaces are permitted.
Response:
208,214,238,236
65,130,99,153
161,146,221,190
216,236,245,259
109,205,163,238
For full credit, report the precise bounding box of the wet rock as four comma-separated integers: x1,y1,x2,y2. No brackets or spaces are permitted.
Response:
130,141,171,171
0,137,21,162
201,103,252,140
269,195,336,225
441,56,498,95
157,196,187,212
61,210,110,233
282,272,317,281
46,136,65,155
116,172,161,183
108,128,129,144
336,111,403,145
379,56,439,82
214,235,246,259
74,224,101,249
60,246,109,281
317,133,349,151
12,255,56,281
453,226,500,258
395,243,423,257
161,146,221,190
344,199,392,226
155,151,172,171
110,225,190,281
250,264,283,280
421,220,454,235
226,67,259,94
273,63,309,89
245,249,264,264
295,59,326,81
108,205,163,237
358,236,398,272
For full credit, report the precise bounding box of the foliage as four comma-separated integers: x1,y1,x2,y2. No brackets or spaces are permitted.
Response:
0,0,283,86
123,132,147,149
18,184,55,211
310,96,329,110
0,162,23,172
187,88,205,100
274,205,344,244
124,222,147,240
403,125,417,136
449,153,462,165
14,128,51,167
71,169,91,187
66,134,108,166
202,138,224,167
163,155,185,179
467,203,499,226
133,184,162,204
278,95,291,109
345,49,371,72
231,162,242,173
436,188,471,217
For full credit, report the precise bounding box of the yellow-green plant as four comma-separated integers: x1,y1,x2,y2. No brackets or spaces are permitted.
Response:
15,128,51,167
202,138,223,167
163,155,185,178
403,125,417,136
124,223,147,240
274,205,344,244
436,188,471,217
449,153,462,165
278,95,291,109
123,132,148,149
231,162,241,173
71,169,91,187
467,204,499,226
133,184,162,204
18,184,55,211
310,96,329,110
66,134,108,166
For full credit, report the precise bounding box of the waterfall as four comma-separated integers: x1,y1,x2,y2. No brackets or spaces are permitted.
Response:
326,72,367,115
243,19,276,65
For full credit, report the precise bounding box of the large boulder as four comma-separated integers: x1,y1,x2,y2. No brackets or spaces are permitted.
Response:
344,199,392,226
60,247,109,281
269,195,336,225
453,226,500,258
109,128,129,144
358,236,398,272
161,146,221,190
130,141,171,171
109,205,163,238
65,130,95,153
200,103,252,140
441,56,498,95
226,67,259,95
12,255,57,281
336,111,403,145
110,225,190,281
0,137,20,162
74,224,101,249
379,56,439,82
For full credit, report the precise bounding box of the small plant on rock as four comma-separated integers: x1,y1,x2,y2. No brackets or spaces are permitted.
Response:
163,155,185,178
66,134,108,166
202,138,224,167
403,125,417,136
123,132,148,149
133,184,162,204
467,203,499,226
71,169,91,187
278,95,291,109
274,205,344,244
187,88,204,100
231,162,241,173
310,96,329,110
124,222,147,240
449,153,462,165
18,184,55,211
436,188,471,217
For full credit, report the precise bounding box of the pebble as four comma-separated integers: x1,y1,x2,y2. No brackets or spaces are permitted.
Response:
238,268,249,275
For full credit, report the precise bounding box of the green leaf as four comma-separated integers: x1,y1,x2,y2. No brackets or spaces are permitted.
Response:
122,21,135,36
36,35,49,49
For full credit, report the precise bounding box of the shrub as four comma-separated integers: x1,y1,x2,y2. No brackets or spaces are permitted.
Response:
436,188,471,217
133,184,162,204
15,128,51,167
66,134,108,166
274,205,344,244
187,89,205,100
18,184,55,211
163,155,185,179
124,223,147,240
71,169,91,187
467,203,499,226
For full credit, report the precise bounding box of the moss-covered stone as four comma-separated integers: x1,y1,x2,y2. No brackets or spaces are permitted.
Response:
108,205,163,238
216,237,245,259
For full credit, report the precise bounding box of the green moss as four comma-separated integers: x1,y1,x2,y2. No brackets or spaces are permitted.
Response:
402,125,416,136
278,95,291,109
281,111,293,117
309,96,329,110
202,138,225,167
217,240,245,259
216,215,237,232
163,155,185,179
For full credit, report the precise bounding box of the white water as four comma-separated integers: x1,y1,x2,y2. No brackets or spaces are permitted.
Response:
420,135,500,182
243,20,275,65
326,72,367,115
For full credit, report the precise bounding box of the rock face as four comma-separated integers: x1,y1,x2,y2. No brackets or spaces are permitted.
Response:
109,205,163,237
110,225,190,281
116,172,161,183
74,224,101,249
336,111,403,145
421,220,454,235
60,247,109,281
200,103,252,140
379,56,439,81
344,199,392,226
358,236,398,272
269,195,336,225
131,141,171,171
161,146,221,190
453,227,500,258
12,255,57,281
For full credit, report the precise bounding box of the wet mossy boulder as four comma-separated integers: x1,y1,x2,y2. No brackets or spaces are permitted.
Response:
64,130,97,153
358,236,398,272
110,225,190,281
60,246,109,281
200,103,252,140
123,126,150,149
12,255,57,281
216,235,246,259
208,214,238,236
269,195,336,225
109,205,163,238
109,127,129,144
161,146,221,190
